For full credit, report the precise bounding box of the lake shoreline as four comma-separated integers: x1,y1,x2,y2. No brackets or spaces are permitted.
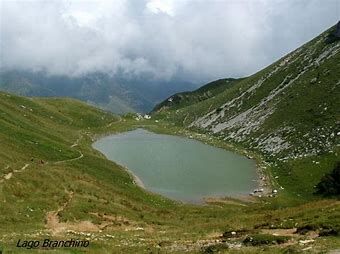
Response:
122,165,146,189
91,141,147,190
144,126,273,199
93,127,270,204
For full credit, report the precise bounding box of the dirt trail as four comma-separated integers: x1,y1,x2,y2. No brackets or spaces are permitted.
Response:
54,133,84,165
107,116,122,127
1,131,84,182
45,188,145,235
45,190,99,235
46,190,106,235
53,151,83,164
15,163,30,172
70,133,83,148
4,172,12,180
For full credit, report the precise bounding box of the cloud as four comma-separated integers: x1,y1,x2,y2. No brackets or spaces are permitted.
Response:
0,0,339,83
146,0,177,16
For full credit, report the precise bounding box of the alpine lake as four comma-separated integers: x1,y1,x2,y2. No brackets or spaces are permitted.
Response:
93,129,258,203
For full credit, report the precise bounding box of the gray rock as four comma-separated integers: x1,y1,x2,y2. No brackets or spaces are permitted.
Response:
310,78,317,84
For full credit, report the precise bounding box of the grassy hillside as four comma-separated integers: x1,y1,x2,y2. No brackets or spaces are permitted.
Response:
153,24,340,200
0,92,339,253
152,78,244,112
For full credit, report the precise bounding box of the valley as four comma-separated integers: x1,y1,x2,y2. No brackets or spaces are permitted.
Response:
0,90,339,253
0,71,197,114
0,22,339,254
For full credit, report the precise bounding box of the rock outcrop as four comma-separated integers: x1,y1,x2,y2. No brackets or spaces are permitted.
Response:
335,21,340,38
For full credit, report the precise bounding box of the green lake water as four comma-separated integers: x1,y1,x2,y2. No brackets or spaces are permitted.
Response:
93,129,258,203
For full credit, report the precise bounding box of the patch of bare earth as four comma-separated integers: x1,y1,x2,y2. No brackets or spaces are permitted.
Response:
204,197,248,206
261,228,297,237
89,212,149,232
45,190,100,235
45,192,147,235
1,163,30,182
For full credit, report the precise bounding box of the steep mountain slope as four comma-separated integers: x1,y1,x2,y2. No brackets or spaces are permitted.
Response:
0,71,196,114
153,23,340,199
152,78,244,112
154,24,340,161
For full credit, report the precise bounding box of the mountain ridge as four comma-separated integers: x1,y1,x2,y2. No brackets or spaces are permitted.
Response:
152,78,245,113
0,70,197,114
153,23,340,160
152,23,340,199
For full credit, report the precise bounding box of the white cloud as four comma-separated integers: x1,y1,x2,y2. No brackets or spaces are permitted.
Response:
146,0,176,16
0,0,338,83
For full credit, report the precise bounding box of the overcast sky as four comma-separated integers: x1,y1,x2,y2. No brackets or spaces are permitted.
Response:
0,0,339,83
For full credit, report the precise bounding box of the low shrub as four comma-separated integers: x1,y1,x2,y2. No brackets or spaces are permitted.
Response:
315,162,340,196
243,234,290,246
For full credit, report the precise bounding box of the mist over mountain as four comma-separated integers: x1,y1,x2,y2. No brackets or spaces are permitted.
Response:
0,70,196,113
0,0,339,113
